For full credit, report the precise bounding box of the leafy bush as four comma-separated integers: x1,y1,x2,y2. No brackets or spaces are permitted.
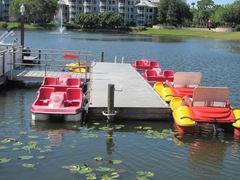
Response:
235,25,240,31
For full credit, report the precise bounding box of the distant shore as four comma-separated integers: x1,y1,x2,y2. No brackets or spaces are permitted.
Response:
138,28,240,42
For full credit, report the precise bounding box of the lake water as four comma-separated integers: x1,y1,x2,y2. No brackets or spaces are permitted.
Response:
0,30,240,179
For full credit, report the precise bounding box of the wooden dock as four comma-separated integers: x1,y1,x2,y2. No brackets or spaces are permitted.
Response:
87,62,171,120
4,62,172,121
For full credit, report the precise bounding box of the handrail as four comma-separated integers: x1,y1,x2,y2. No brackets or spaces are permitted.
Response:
1,47,96,83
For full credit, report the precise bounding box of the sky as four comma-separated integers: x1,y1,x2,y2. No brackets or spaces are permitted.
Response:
186,0,236,5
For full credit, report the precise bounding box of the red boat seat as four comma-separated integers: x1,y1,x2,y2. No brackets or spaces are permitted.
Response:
146,69,157,77
135,60,144,66
149,61,159,68
163,70,174,77
66,78,81,87
36,87,55,105
42,77,58,86
65,88,82,106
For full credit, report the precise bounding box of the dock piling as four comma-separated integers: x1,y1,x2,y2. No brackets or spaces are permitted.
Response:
102,84,117,121
100,52,104,62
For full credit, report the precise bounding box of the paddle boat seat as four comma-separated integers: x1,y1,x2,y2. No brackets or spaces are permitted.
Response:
173,72,202,88
165,72,202,98
65,88,83,106
185,87,235,123
66,78,81,87
191,87,229,107
36,87,55,105
42,77,58,86
149,61,160,68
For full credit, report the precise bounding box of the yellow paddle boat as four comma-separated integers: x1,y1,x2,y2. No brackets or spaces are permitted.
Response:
66,62,86,73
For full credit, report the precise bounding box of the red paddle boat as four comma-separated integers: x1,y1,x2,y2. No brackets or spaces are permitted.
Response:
132,59,160,71
31,74,84,122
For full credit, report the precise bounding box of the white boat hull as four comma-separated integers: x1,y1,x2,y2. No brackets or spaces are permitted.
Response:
32,113,50,121
32,112,82,122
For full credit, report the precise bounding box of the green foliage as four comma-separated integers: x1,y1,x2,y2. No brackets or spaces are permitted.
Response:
191,0,240,27
9,0,58,23
236,25,240,32
75,11,123,29
157,0,192,26
131,26,147,32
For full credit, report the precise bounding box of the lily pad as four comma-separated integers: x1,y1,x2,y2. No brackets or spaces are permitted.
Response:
109,160,122,164
28,135,38,139
78,165,93,174
37,156,45,159
143,127,152,130
0,158,11,163
134,126,143,129
1,138,18,143
19,131,27,135
0,145,8,150
136,171,154,179
85,173,97,179
93,122,100,126
95,166,115,172
114,125,124,129
94,156,103,161
99,126,113,131
22,163,35,168
18,155,33,160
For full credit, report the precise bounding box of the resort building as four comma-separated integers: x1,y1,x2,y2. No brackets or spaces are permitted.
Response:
0,0,159,26
59,0,159,26
0,0,11,21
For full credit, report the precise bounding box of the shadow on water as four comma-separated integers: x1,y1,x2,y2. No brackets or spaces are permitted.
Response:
70,34,184,43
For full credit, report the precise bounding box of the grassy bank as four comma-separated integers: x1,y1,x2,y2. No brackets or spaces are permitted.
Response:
141,28,240,42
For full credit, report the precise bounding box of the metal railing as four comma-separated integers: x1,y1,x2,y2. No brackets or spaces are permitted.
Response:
0,47,96,83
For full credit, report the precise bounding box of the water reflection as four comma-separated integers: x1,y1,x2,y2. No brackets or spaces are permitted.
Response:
174,134,235,179
31,120,81,145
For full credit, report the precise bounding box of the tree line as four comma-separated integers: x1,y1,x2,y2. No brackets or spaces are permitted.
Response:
8,0,240,29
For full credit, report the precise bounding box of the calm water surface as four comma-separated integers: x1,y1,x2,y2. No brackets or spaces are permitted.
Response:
0,30,240,179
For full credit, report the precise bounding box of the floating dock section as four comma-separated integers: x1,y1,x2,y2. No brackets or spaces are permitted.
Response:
87,62,171,121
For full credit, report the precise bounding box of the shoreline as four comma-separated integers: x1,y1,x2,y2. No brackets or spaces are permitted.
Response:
136,28,240,42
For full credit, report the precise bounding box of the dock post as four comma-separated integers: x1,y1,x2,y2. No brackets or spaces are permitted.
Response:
2,52,5,74
102,84,117,121
38,49,41,64
122,56,124,64
108,84,115,121
13,48,16,69
100,52,104,62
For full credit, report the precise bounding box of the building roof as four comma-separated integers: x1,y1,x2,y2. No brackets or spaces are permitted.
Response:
135,0,158,7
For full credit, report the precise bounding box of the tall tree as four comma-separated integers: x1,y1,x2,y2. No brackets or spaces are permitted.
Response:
9,0,58,23
158,0,192,26
196,0,215,26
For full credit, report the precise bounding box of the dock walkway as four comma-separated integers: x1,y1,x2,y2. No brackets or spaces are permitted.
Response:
87,62,171,120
